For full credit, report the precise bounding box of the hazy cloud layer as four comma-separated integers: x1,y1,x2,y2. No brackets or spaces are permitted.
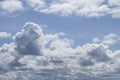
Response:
1,0,120,18
0,22,120,79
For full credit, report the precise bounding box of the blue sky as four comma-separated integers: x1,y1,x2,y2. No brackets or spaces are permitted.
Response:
0,10,120,49
1,0,120,80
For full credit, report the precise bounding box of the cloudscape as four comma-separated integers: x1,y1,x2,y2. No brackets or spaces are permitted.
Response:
0,0,120,80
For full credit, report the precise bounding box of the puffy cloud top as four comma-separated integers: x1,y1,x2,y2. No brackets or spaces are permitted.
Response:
13,22,43,55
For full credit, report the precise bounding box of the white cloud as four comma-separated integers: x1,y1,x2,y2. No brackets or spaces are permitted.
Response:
0,32,11,38
1,0,120,18
27,0,109,17
93,33,120,45
103,33,119,45
0,22,120,79
0,53,15,69
0,0,24,15
92,37,101,43
109,8,120,18
87,45,110,62
26,0,46,12
25,0,120,18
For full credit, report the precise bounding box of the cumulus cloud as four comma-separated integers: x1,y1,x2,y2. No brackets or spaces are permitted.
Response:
25,0,109,17
0,0,24,15
93,33,120,45
0,32,11,38
87,45,110,62
76,43,110,68
13,22,44,55
1,0,120,18
103,33,119,45
0,22,120,79
24,0,120,18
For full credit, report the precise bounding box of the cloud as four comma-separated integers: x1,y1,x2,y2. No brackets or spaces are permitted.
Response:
92,37,101,43
103,33,119,45
87,45,110,62
26,0,46,11
13,22,44,55
25,0,109,17
0,0,24,15
79,59,95,67
108,0,120,6
108,0,120,18
76,43,110,68
24,0,119,18
93,33,120,45
0,22,120,79
0,32,11,38
1,0,120,18
0,53,14,68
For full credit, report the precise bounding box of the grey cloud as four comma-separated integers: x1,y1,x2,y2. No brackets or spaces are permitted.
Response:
79,58,95,67
13,22,43,55
78,44,110,67
87,45,110,62
8,22,45,67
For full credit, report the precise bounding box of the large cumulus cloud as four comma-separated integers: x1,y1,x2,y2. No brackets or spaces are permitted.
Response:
0,22,120,79
13,22,44,55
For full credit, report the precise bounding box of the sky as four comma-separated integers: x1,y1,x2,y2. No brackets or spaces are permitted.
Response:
0,0,120,80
